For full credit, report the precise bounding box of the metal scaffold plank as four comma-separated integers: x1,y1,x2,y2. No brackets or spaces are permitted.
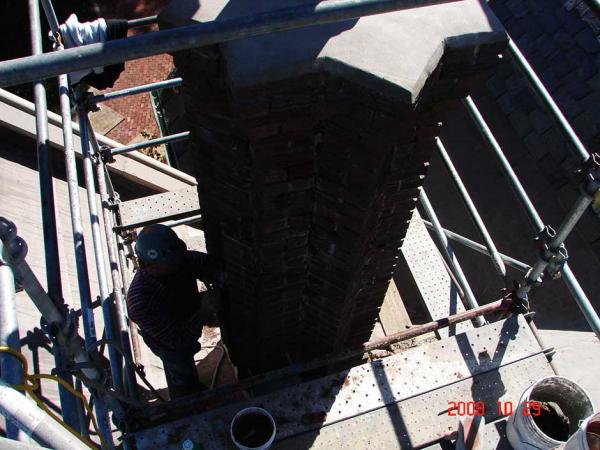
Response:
115,186,200,230
133,315,552,449
401,210,472,337
275,358,546,449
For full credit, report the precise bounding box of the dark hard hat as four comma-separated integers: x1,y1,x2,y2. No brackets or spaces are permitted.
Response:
135,224,186,265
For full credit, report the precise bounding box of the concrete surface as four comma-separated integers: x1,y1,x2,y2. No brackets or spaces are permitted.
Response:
160,0,505,103
538,328,600,407
0,89,196,193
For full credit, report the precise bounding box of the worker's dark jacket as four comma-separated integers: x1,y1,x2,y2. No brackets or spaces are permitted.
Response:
126,251,219,355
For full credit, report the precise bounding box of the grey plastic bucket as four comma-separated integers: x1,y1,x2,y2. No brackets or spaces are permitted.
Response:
230,407,276,450
563,412,600,450
506,376,594,450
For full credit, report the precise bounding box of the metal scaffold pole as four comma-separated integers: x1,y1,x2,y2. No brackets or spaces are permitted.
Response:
0,224,102,384
39,1,116,446
435,137,507,281
0,242,25,441
421,220,531,273
109,131,190,156
27,0,84,431
76,99,125,395
463,96,600,339
418,189,486,326
0,0,456,87
87,118,138,399
90,78,182,104
0,379,89,450
507,38,590,163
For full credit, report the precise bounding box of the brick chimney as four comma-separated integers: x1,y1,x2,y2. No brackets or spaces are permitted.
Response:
159,0,507,372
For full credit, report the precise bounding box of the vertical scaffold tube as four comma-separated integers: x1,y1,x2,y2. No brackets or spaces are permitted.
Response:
87,118,138,399
28,0,82,431
38,0,116,444
0,242,24,440
77,103,125,394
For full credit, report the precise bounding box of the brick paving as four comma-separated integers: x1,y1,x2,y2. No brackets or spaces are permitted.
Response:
90,0,175,155
100,25,174,147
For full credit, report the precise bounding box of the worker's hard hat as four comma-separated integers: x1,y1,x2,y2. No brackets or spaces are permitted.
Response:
135,224,186,265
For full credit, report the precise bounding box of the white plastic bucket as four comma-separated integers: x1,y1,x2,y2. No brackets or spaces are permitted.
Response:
563,412,600,450
230,407,276,450
506,376,594,450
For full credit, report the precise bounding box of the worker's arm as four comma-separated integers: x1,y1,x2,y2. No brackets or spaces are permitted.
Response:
186,251,225,287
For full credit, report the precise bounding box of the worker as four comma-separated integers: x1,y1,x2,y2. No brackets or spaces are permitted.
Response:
126,224,224,399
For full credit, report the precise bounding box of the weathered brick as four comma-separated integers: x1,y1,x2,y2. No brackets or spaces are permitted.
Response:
566,79,592,100
564,0,584,12
579,7,600,34
169,10,507,371
523,131,547,160
529,109,554,134
554,90,584,118
571,112,600,142
554,29,577,51
506,0,530,19
556,7,585,35
537,9,562,34
575,27,600,54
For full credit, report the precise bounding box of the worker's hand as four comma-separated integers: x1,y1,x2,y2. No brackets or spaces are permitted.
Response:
197,290,221,326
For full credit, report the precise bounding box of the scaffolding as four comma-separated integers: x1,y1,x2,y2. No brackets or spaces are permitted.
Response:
0,0,598,448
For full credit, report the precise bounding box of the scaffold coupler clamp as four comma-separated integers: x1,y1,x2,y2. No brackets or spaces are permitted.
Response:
510,281,530,315
40,302,77,344
534,225,568,280
98,144,116,164
77,90,100,114
546,245,568,280
0,216,28,264
579,153,600,208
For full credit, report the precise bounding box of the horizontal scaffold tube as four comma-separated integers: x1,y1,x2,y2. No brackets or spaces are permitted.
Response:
0,0,456,87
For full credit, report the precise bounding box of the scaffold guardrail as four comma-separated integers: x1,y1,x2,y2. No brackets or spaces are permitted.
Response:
0,0,598,448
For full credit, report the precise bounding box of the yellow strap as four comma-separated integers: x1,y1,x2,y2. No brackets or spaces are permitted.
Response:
593,189,600,212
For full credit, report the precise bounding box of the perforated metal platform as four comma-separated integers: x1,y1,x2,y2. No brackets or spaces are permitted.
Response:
116,186,200,230
401,210,472,337
132,315,553,449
